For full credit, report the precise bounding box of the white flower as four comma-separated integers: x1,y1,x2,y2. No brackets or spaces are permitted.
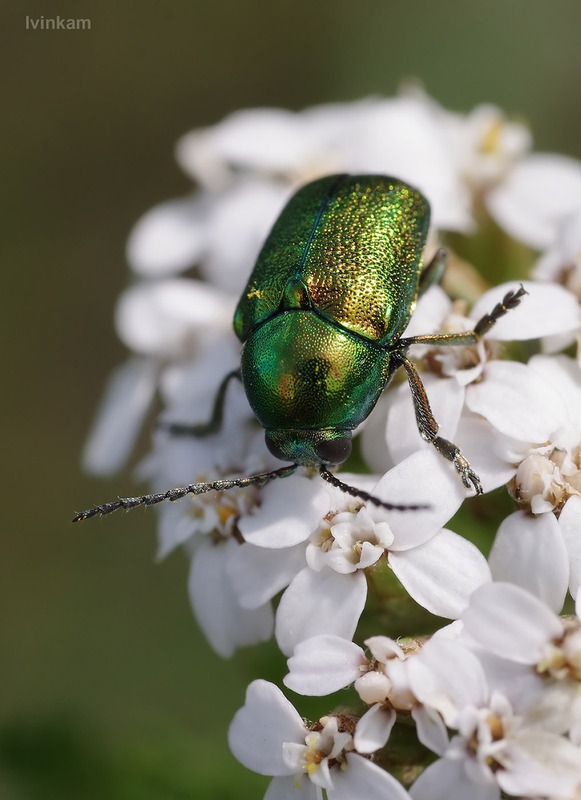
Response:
228,680,412,800
137,422,285,656
462,583,581,729
535,208,581,303
487,154,581,251
83,280,238,475
463,355,581,608
175,96,474,234
408,638,581,800
437,101,532,192
533,208,581,361
265,450,491,656
284,634,448,755
363,283,581,489
188,537,273,658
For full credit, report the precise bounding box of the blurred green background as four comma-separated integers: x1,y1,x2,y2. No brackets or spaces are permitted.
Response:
3,1,581,797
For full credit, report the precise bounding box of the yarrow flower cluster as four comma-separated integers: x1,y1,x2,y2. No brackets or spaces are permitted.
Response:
82,89,581,798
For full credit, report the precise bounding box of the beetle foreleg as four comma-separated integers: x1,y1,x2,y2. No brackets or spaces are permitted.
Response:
472,284,528,337
159,369,241,438
398,284,528,350
398,331,478,349
397,355,483,495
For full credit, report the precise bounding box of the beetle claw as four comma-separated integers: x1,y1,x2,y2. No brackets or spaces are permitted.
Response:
454,454,483,495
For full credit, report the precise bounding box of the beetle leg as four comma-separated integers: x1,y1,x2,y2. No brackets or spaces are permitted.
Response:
159,369,241,437
396,354,483,495
471,284,528,337
418,247,447,297
400,284,528,349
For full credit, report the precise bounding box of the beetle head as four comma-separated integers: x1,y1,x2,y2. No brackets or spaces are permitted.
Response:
265,428,352,467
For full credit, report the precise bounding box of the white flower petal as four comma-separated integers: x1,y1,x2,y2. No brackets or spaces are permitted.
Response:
201,179,289,293
155,500,198,559
371,450,465,551
275,568,367,656
126,197,206,276
228,680,305,776
82,357,157,475
528,354,581,422
354,704,396,753
199,107,318,172
411,706,449,757
386,376,464,467
159,334,241,411
189,538,273,657
466,360,565,442
264,775,321,800
389,529,491,619
228,542,306,609
402,285,451,338
488,511,569,612
560,495,581,597
115,279,233,357
408,639,488,720
284,635,365,695
359,394,393,474
333,97,473,232
497,731,581,798
410,756,498,800
332,752,412,800
239,477,330,549
474,651,545,716
452,415,516,492
462,582,563,664
470,281,581,340
364,636,405,662
487,153,581,249
308,751,333,791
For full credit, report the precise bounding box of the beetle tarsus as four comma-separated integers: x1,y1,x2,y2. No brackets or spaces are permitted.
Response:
453,453,483,495
473,284,528,338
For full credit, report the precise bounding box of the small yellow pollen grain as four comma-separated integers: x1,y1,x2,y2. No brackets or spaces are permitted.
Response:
247,287,262,300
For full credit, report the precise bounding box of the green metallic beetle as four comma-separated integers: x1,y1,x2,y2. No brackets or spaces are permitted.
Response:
235,173,438,470
73,174,526,521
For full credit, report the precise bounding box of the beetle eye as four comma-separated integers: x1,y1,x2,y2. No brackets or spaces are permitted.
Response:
265,435,287,462
315,437,352,465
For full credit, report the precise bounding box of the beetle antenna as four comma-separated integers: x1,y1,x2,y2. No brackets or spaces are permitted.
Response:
72,464,297,522
318,465,429,512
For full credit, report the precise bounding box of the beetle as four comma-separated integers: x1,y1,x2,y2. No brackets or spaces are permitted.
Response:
73,174,525,521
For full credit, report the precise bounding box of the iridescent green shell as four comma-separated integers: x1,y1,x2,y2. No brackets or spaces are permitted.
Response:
234,174,430,345
234,174,431,466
